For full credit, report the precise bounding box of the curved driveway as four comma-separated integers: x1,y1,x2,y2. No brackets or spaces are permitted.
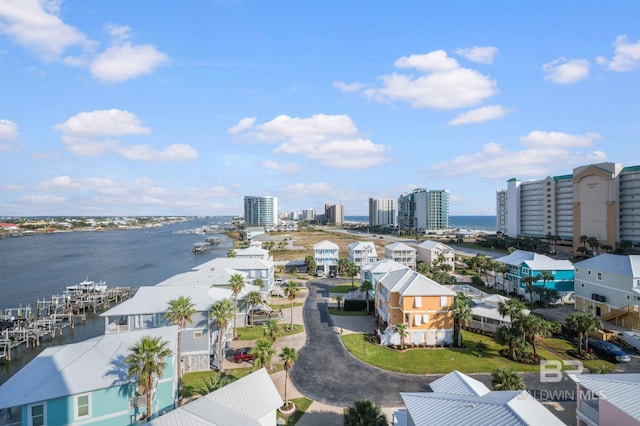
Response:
289,281,586,408
289,280,438,407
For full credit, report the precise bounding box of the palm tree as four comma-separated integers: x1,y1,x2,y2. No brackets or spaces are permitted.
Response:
284,281,299,331
496,264,509,293
539,271,554,305
251,338,275,371
210,299,236,368
279,346,297,408
262,318,281,343
344,399,388,426
452,292,472,347
226,248,236,258
246,290,263,326
253,277,265,289
566,312,600,352
522,315,551,356
345,261,359,291
492,367,526,390
165,295,196,398
360,280,374,313
199,374,235,395
522,274,540,304
125,336,172,421
228,273,246,338
333,294,343,311
394,322,408,350
495,325,523,361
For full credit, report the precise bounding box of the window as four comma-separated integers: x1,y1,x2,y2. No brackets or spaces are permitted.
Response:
193,331,203,339
29,403,45,426
588,270,591,275
414,297,422,308
134,315,141,329
522,267,530,275
440,296,448,307
581,283,585,287
414,315,421,326
76,394,90,419
422,314,429,323
627,295,631,300
597,272,602,280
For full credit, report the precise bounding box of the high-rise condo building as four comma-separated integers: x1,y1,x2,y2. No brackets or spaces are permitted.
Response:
368,198,397,227
324,204,344,225
398,189,449,232
302,208,317,221
244,195,278,228
496,162,640,250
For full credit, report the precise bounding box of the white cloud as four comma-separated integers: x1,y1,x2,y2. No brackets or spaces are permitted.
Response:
229,114,390,169
90,42,169,83
543,57,590,84
351,50,496,110
0,0,90,61
280,182,336,199
0,119,20,151
134,177,154,186
429,131,606,180
54,109,197,161
18,194,68,205
332,81,367,93
262,160,300,173
228,117,256,134
454,46,498,64
597,35,640,72
448,105,511,126
34,175,119,192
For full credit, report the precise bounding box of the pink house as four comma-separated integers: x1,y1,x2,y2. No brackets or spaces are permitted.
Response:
570,373,640,425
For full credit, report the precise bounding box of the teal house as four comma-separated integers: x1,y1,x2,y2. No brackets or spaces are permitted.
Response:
494,250,574,303
0,326,178,425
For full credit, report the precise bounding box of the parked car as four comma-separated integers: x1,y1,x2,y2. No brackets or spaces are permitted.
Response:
232,348,255,363
589,339,632,363
275,278,287,285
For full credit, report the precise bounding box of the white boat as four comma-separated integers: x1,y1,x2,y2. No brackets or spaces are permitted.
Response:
66,279,108,293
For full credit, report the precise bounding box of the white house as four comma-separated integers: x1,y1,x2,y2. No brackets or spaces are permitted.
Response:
234,246,272,261
348,241,378,268
147,368,283,426
416,240,455,268
466,294,531,334
101,285,232,373
574,254,640,329
314,240,339,275
384,242,417,270
394,370,564,425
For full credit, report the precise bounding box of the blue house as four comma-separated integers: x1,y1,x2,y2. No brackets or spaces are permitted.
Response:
0,326,178,425
494,250,574,302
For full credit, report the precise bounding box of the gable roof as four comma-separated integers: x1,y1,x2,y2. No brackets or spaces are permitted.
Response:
575,253,640,277
417,240,452,251
379,268,455,297
495,250,573,271
361,258,408,275
385,242,416,252
402,371,564,425
348,241,376,251
0,326,178,410
314,240,339,250
101,285,232,316
147,368,282,426
570,373,640,420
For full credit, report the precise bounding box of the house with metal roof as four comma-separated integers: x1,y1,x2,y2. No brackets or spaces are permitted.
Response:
394,370,564,425
147,368,283,426
494,250,574,302
416,240,455,269
384,242,417,270
570,373,640,425
101,285,233,373
573,254,640,330
466,294,531,334
0,326,179,425
375,265,456,346
348,241,378,268
314,240,339,275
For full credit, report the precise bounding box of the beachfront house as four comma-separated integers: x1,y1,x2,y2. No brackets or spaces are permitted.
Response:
0,326,178,425
416,240,455,268
314,240,339,276
375,265,456,346
101,285,232,373
494,250,574,302
570,373,640,426
394,370,564,425
348,241,378,268
573,254,640,329
147,368,283,426
384,242,417,270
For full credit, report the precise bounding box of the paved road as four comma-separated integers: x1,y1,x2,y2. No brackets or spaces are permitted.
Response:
289,280,605,408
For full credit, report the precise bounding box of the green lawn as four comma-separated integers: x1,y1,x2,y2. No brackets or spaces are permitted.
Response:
277,397,314,425
330,284,360,293
236,324,304,340
181,368,253,397
341,331,617,374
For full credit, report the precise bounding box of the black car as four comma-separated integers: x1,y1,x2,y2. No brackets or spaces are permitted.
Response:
590,339,631,363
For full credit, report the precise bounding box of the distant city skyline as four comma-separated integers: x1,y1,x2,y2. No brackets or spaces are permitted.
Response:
1,2,639,217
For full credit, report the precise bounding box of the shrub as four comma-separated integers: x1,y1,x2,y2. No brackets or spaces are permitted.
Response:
343,299,368,312
471,275,484,286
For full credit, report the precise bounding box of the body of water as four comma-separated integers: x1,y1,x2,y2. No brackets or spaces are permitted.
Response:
0,218,232,384
345,215,497,232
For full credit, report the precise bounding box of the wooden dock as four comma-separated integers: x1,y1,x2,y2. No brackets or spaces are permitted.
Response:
0,286,136,362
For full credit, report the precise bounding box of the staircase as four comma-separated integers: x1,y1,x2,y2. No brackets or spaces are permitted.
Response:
602,305,640,331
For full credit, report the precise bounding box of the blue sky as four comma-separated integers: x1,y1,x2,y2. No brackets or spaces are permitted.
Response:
1,1,639,217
